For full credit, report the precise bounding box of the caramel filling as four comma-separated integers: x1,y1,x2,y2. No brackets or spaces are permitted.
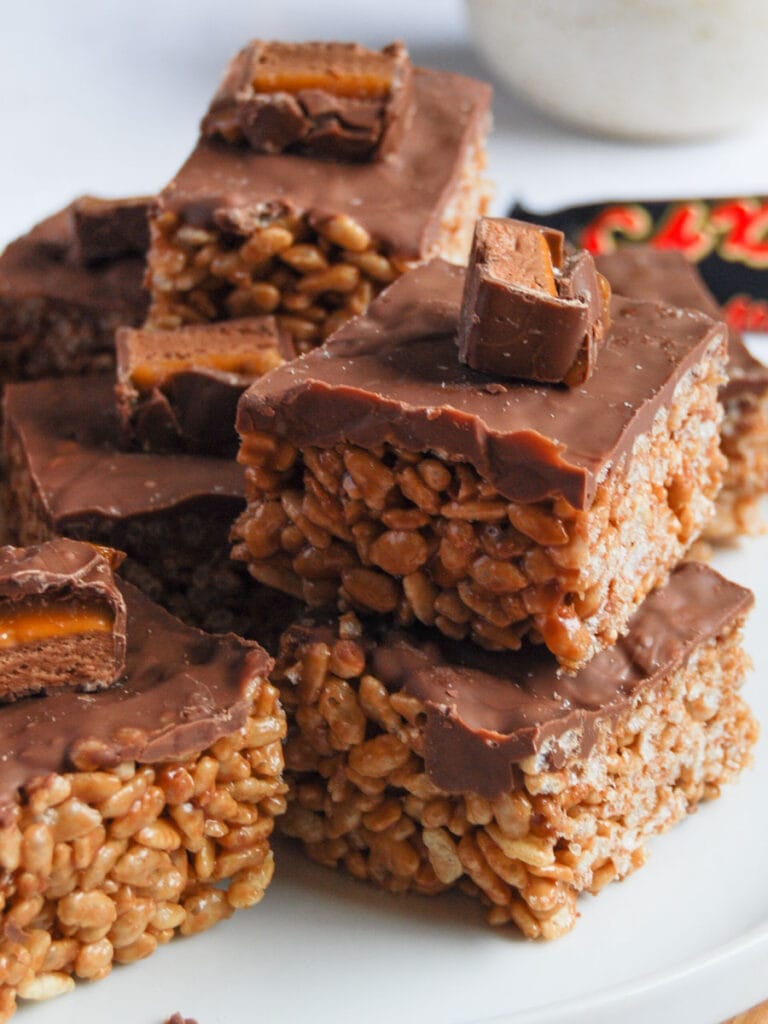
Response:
130,349,283,392
487,223,559,297
0,600,113,649
251,69,391,100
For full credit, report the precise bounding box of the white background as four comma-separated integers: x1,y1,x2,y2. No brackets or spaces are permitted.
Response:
1,3,768,1023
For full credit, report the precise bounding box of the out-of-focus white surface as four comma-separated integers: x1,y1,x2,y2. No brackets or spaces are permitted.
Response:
2,4,768,1023
468,0,768,140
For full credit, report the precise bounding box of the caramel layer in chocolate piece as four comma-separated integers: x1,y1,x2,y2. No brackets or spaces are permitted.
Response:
595,246,768,403
239,259,726,509
0,539,126,701
116,317,294,456
70,195,152,264
202,40,413,161
165,68,491,261
458,218,609,385
0,200,149,379
0,580,271,823
286,563,751,799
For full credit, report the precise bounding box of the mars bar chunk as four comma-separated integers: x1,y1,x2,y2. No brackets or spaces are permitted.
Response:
116,317,294,455
458,218,610,385
0,538,126,701
202,40,413,161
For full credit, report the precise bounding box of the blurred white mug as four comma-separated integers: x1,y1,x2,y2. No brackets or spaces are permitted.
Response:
467,0,768,139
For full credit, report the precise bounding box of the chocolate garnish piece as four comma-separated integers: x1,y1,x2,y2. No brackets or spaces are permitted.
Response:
284,563,752,799
0,539,126,702
202,40,413,161
458,218,611,385
116,317,295,456
239,258,725,510
0,579,272,824
70,195,151,264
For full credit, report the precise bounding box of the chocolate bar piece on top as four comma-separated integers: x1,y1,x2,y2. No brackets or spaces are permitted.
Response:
596,246,768,541
147,40,492,349
2,375,275,638
0,577,286,1019
0,196,150,382
116,316,294,456
458,218,611,385
277,562,756,939
233,257,727,670
0,539,126,701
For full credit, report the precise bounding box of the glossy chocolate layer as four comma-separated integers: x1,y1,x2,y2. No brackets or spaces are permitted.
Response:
0,539,127,699
116,317,293,456
162,69,491,260
239,259,726,509
595,247,768,403
286,564,752,798
0,581,271,822
3,375,245,529
458,219,609,386
202,40,413,161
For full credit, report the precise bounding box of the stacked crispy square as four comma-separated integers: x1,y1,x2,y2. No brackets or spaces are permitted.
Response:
233,223,759,939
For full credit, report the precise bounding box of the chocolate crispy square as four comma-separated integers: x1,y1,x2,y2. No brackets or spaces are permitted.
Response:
0,197,150,382
0,579,286,1016
147,63,491,348
276,562,756,938
1,375,289,640
596,246,768,540
233,259,728,670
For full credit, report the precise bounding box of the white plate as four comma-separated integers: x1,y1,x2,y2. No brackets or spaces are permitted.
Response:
21,530,768,1024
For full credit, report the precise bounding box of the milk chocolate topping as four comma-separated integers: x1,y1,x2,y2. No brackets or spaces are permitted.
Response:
4,376,245,528
0,581,271,822
162,69,491,260
286,564,751,798
595,247,768,403
239,259,726,509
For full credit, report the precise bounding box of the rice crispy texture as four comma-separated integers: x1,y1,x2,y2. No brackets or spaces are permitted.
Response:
0,676,286,1021
275,612,756,940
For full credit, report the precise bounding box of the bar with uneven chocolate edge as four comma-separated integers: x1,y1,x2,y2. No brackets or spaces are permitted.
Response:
148,53,491,347
0,539,126,701
276,562,756,939
458,218,610,385
0,579,286,1019
595,246,768,541
0,197,150,382
202,40,413,161
233,258,727,669
116,317,295,456
1,375,297,641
